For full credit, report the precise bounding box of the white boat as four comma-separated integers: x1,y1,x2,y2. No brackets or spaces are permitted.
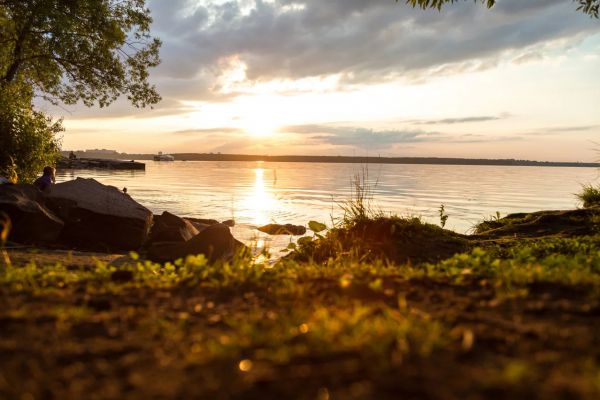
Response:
153,152,175,161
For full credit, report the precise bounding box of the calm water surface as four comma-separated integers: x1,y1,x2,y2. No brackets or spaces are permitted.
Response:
56,161,599,251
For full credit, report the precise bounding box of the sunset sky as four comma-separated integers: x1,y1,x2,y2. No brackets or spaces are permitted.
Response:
49,0,600,162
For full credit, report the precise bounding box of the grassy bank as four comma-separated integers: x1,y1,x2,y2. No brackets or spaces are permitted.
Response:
1,207,600,399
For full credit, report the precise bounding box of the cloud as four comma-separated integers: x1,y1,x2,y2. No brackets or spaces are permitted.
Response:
50,1,600,120
281,123,526,149
546,125,599,132
148,0,600,92
281,124,442,149
413,115,508,125
523,125,600,135
173,127,243,135
454,133,524,144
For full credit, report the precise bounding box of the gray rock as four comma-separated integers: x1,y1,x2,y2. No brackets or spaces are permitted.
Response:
147,223,245,263
148,211,199,245
45,178,152,252
0,184,64,244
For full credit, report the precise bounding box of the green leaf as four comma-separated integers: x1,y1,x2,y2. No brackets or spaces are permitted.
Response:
308,221,327,233
298,236,313,246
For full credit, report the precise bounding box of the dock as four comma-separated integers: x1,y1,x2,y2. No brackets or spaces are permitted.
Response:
56,158,145,170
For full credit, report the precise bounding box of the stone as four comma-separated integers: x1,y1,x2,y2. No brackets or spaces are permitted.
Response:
185,223,236,262
147,223,242,263
222,219,235,227
0,184,64,244
258,223,307,236
148,211,199,244
145,241,188,264
185,217,219,230
45,178,152,252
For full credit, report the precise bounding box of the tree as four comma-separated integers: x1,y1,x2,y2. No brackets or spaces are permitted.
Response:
0,0,161,107
402,0,600,18
0,0,161,182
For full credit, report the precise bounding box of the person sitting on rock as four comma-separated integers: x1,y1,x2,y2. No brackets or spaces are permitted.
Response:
33,166,56,192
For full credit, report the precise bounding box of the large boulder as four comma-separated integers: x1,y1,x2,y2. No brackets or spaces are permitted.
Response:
147,223,245,263
0,184,64,244
45,178,152,252
147,211,199,245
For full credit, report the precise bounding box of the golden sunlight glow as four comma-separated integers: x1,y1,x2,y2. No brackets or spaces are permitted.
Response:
244,116,279,137
240,168,277,225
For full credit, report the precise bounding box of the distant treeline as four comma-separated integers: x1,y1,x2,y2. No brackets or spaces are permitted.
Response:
61,151,599,168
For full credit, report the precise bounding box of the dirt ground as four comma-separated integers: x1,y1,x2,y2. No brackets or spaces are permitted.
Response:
1,248,599,399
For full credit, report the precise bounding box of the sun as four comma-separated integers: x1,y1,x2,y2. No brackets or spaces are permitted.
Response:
243,116,279,138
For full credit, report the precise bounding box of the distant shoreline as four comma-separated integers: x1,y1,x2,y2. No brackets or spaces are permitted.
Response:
62,151,600,168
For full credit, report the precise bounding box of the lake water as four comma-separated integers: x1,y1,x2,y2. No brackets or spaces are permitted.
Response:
56,161,599,252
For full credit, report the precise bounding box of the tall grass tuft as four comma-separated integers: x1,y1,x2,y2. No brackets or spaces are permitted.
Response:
338,166,381,227
577,184,600,208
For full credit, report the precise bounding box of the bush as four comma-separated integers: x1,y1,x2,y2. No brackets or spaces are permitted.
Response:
0,82,62,183
577,184,600,208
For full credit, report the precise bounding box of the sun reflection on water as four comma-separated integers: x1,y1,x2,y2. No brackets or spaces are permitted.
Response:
242,168,277,226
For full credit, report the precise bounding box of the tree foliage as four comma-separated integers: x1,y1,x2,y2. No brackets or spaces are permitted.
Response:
402,0,600,18
0,82,62,183
0,0,161,108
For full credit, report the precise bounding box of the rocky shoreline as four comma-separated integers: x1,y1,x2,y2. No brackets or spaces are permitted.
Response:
2,177,599,267
0,178,244,263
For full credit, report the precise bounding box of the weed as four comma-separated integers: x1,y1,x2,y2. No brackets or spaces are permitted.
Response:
577,184,600,208
473,211,503,234
439,204,449,229
338,166,381,227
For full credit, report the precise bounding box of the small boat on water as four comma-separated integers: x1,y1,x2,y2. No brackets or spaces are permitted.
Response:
153,152,175,161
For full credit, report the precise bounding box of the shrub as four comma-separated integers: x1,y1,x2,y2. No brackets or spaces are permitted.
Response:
577,184,600,208
0,82,62,183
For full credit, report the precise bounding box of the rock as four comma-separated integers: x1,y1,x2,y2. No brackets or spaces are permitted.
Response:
185,217,219,231
0,184,64,244
146,241,188,264
148,211,199,245
222,219,235,227
258,223,307,236
147,223,242,263
186,223,236,262
45,178,152,252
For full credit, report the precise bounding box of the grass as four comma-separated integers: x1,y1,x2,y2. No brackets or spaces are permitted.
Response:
2,230,600,398
578,184,600,208
338,166,382,227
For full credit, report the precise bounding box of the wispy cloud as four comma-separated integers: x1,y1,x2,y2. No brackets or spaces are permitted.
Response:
413,115,508,125
523,125,600,135
173,127,243,136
